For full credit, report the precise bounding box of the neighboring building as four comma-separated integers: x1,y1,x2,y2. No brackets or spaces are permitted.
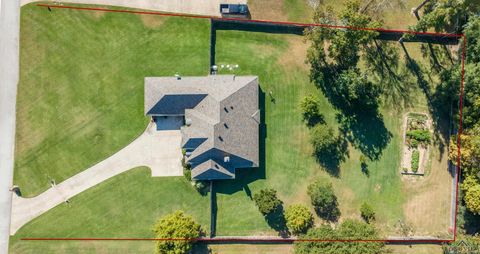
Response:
145,75,260,180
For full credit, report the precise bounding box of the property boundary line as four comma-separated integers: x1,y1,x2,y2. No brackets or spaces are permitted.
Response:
21,3,466,244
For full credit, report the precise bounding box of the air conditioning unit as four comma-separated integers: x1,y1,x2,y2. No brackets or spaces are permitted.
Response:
224,156,230,163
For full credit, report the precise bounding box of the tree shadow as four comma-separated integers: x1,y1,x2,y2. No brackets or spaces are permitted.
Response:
310,65,391,162
264,205,290,238
337,111,392,161
402,44,450,157
361,163,369,177
306,114,326,128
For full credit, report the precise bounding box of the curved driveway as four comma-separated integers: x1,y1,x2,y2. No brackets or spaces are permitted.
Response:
10,123,182,235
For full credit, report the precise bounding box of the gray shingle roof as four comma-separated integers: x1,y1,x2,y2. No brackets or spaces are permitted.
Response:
144,75,259,180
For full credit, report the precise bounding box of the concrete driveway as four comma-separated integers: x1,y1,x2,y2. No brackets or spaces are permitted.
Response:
10,123,182,235
20,0,247,17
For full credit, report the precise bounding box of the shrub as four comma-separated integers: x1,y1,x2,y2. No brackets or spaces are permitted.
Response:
360,202,375,223
411,150,420,172
285,204,314,235
307,181,340,221
406,129,431,145
153,211,201,254
310,124,337,155
300,95,324,127
253,188,283,215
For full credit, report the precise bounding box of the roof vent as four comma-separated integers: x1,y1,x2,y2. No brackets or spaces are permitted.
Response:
218,136,224,142
224,156,230,163
185,118,192,126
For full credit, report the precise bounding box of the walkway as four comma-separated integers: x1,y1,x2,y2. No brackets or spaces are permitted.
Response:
10,123,182,235
20,0,246,16
0,0,20,252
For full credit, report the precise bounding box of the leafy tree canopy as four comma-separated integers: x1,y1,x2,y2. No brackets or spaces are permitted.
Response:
307,180,340,221
153,211,201,254
464,185,480,215
295,219,385,254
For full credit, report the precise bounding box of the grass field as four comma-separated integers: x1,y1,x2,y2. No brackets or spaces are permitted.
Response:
11,2,454,253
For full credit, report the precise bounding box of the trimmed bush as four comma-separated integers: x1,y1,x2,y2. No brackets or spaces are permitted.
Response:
360,202,375,223
411,150,420,173
253,188,283,216
285,204,314,235
300,95,324,127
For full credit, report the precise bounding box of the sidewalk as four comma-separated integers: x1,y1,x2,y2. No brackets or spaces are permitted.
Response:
0,0,20,252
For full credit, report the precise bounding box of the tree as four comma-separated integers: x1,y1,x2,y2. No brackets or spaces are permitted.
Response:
335,68,381,109
449,126,480,177
153,211,201,254
294,219,385,254
360,202,375,223
285,204,314,235
307,181,340,220
465,184,480,215
300,95,324,127
253,188,283,216
310,124,337,155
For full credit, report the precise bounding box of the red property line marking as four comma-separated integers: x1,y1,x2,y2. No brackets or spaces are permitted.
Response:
37,4,463,37
28,4,466,243
21,238,453,243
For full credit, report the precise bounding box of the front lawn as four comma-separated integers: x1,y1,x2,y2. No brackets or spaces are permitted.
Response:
14,4,209,197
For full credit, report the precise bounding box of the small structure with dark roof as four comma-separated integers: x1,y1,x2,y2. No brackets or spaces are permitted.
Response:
145,75,260,180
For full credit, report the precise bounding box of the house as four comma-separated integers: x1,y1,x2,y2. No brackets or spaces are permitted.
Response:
144,75,260,180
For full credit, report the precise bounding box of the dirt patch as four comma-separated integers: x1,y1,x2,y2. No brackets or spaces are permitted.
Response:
91,11,105,20
402,140,452,236
248,0,287,21
140,15,166,29
277,36,310,71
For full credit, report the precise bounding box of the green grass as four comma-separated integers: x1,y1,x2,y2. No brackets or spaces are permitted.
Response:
14,4,209,197
283,0,313,22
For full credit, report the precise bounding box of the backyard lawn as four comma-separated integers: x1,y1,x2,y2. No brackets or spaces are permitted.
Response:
11,2,454,253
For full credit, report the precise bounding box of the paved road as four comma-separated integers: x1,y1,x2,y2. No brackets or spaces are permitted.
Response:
0,0,20,252
21,0,246,16
10,123,182,235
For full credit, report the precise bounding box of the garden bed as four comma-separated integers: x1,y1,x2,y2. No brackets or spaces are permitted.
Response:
400,113,432,176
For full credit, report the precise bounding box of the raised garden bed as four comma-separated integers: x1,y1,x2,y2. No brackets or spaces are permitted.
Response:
400,113,431,176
